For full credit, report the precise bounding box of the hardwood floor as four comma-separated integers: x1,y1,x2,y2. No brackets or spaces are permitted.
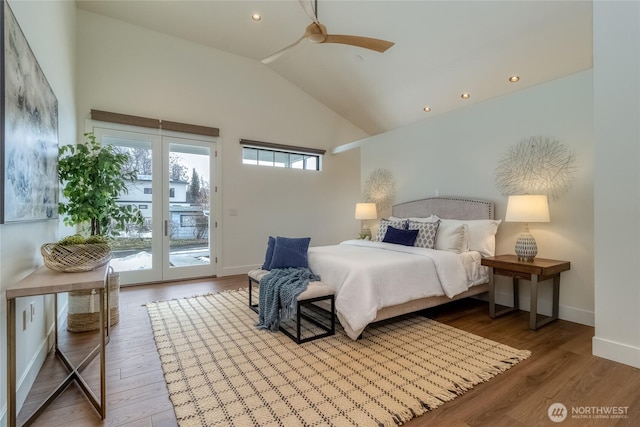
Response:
21,275,639,427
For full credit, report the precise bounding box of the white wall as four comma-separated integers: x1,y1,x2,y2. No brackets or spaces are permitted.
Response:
592,1,640,369
0,0,77,423
357,70,594,326
75,10,367,277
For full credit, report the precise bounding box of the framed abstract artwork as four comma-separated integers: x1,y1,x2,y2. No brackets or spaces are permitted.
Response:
1,0,58,224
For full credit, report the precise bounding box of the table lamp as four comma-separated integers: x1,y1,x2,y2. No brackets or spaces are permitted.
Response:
505,195,550,261
355,203,377,239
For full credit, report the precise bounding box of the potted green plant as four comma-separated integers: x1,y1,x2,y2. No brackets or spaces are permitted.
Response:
41,132,144,272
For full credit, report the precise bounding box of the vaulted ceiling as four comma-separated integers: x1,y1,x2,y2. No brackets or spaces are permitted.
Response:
76,0,593,136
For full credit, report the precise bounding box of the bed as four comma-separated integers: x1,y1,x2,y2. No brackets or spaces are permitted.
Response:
307,196,499,339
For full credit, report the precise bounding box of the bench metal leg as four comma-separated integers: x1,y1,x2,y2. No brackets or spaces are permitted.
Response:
248,275,335,344
279,295,336,344
248,277,258,313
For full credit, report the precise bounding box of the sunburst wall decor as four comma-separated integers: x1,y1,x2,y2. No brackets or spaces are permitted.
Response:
495,136,576,201
363,168,395,213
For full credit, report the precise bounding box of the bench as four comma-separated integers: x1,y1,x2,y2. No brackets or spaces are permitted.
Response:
247,269,336,344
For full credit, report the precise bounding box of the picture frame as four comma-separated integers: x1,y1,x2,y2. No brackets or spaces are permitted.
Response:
1,0,59,224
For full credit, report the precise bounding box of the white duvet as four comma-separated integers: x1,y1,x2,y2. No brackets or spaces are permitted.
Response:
308,240,487,339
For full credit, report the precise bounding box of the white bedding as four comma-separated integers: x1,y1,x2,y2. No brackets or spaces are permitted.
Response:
307,239,488,339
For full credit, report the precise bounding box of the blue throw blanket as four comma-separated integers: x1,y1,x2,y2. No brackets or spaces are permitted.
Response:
257,267,320,331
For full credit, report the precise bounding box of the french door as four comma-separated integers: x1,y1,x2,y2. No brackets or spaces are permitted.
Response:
90,123,218,284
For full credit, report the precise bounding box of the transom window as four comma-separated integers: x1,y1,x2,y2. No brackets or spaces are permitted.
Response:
240,139,325,171
242,147,319,170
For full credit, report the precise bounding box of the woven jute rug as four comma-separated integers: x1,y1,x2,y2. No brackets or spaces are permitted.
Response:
146,289,530,427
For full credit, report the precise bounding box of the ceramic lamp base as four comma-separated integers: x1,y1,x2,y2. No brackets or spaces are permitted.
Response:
514,225,538,262
359,219,373,239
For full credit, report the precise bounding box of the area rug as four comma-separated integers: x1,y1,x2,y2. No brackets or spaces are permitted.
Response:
146,289,530,427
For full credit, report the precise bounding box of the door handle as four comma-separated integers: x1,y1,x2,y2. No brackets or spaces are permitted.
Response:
164,220,168,236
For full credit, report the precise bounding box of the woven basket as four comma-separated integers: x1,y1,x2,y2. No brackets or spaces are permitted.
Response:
67,267,120,332
41,243,112,273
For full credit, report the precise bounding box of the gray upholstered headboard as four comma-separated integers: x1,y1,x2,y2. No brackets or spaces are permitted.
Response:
392,196,494,220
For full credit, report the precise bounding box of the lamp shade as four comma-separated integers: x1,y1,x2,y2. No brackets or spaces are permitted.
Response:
355,203,377,220
505,195,550,223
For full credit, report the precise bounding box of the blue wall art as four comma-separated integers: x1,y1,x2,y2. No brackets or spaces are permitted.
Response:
1,0,58,224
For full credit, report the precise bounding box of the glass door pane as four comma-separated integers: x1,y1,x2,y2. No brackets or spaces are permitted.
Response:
94,127,163,284
163,138,215,281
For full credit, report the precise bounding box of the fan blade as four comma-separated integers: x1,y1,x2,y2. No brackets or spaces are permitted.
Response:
298,0,318,23
260,34,306,64
324,34,394,53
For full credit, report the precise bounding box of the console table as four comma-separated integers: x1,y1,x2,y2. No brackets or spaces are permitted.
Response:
5,265,109,427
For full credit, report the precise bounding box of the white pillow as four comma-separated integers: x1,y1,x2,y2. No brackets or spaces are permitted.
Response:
437,218,502,257
435,224,467,254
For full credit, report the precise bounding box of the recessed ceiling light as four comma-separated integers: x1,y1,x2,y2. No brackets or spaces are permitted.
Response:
251,13,262,21
461,93,470,99
423,106,431,112
509,75,520,83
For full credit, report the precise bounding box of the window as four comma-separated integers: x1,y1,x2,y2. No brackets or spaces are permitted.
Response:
180,215,197,227
144,187,152,194
240,139,324,171
169,188,175,198
138,204,148,209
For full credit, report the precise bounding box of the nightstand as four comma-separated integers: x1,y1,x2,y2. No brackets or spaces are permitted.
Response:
481,255,571,330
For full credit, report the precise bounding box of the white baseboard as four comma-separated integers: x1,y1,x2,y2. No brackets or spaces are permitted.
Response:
221,264,261,277
593,336,640,369
15,329,51,415
494,290,594,327
559,304,595,327
1,300,67,426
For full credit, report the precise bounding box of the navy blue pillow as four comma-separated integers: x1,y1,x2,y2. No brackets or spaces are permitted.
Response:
269,236,311,269
382,226,419,246
261,236,276,270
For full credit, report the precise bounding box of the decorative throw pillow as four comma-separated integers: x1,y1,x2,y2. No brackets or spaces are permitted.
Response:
261,236,276,270
269,236,312,269
408,220,440,249
375,219,407,242
382,226,419,246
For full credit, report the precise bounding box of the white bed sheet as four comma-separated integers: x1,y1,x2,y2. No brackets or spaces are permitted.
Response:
308,240,488,339
459,250,490,286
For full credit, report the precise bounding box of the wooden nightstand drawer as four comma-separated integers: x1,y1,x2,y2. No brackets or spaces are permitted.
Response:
493,268,531,280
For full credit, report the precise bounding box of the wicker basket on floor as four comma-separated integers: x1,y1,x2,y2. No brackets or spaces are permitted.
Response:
67,267,120,332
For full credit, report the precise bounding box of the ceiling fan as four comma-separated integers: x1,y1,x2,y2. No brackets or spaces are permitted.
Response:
261,0,395,64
